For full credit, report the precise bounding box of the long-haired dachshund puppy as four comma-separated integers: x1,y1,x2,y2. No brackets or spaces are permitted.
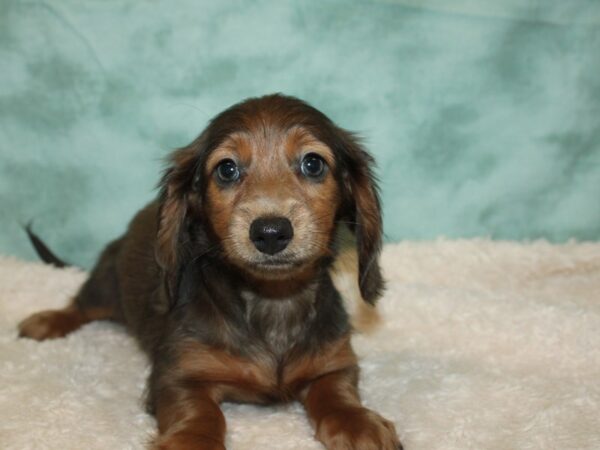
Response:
18,94,401,450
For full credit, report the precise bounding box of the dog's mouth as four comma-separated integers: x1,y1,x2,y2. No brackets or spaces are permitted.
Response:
240,254,311,278
253,256,307,270
223,218,321,277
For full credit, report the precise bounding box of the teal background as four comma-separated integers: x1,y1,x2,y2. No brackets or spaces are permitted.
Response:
1,0,599,268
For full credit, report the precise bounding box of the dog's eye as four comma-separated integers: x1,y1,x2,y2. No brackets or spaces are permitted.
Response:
216,159,240,183
300,153,326,179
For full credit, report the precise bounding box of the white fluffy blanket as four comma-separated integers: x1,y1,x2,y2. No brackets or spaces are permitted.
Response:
1,240,599,449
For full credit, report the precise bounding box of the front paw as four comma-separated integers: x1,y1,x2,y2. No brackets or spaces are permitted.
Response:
316,407,401,450
152,431,226,450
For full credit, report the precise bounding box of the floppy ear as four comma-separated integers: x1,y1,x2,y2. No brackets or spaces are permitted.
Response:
155,146,199,305
338,132,385,305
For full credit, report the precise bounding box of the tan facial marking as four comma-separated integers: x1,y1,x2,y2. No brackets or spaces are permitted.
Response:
203,125,340,282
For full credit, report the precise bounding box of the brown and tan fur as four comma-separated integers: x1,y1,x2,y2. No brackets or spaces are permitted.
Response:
18,94,400,450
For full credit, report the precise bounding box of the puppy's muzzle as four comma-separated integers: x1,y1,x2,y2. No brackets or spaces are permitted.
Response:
249,217,293,255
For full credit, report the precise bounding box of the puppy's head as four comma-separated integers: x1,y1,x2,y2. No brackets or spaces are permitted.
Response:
156,94,383,303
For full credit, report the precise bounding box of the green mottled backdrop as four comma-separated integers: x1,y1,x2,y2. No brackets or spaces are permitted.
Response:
1,0,599,267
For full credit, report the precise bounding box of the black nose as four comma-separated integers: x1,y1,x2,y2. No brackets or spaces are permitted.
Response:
249,217,293,255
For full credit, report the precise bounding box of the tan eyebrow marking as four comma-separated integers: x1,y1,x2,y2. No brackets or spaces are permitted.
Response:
286,127,336,169
205,133,251,175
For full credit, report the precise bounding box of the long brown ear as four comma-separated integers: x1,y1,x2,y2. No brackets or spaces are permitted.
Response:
338,132,384,305
155,146,199,303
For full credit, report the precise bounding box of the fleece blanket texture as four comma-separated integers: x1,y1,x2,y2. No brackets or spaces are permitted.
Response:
1,240,599,450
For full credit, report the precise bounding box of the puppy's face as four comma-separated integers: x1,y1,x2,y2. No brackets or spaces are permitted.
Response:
203,126,340,279
157,94,384,304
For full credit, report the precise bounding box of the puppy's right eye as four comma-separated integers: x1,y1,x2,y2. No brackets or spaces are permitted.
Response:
216,159,240,183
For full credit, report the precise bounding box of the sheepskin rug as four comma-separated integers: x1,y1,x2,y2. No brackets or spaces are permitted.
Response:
1,240,599,450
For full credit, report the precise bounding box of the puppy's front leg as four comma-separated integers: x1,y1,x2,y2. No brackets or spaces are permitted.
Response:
152,383,226,450
303,367,401,450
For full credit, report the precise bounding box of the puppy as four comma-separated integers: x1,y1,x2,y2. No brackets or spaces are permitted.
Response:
18,94,401,450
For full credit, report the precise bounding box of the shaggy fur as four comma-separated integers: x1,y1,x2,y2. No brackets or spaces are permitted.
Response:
1,240,599,449
14,95,399,449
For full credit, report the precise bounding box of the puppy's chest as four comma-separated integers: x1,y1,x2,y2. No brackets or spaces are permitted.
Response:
241,288,317,358
180,284,351,403
188,289,323,403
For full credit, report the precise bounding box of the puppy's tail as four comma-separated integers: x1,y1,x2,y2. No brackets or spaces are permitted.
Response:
23,222,70,268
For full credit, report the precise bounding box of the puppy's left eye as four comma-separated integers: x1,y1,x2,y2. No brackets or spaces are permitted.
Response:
300,153,326,179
